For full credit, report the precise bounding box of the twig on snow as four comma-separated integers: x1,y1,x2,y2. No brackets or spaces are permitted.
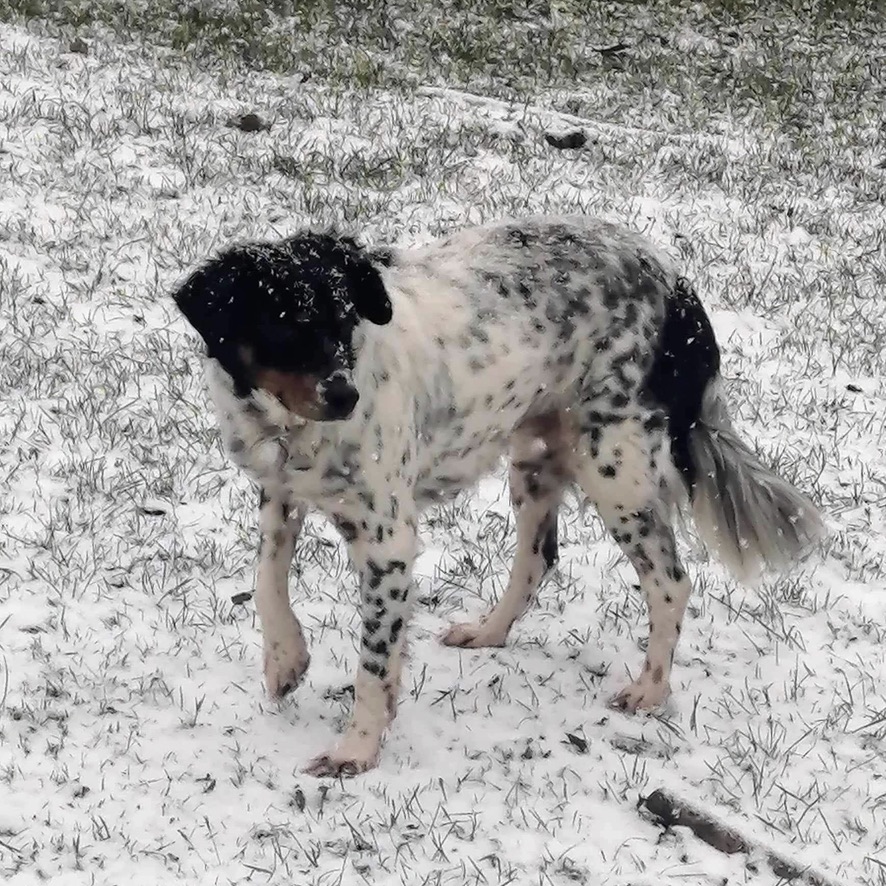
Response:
640,788,848,886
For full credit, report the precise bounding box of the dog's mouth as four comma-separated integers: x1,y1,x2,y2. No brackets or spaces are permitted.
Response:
232,346,359,422
252,368,359,422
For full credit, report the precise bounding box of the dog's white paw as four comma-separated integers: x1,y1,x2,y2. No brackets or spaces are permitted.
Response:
610,671,670,712
304,735,379,778
441,620,508,649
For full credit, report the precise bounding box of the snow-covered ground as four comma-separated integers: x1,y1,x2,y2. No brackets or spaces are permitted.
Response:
0,10,884,885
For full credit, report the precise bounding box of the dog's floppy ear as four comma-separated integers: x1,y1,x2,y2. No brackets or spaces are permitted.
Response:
172,254,240,350
339,240,393,326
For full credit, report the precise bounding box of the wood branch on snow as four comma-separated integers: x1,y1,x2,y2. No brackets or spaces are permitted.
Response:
639,789,847,886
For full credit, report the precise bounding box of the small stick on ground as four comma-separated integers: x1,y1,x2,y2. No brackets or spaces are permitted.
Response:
639,789,847,886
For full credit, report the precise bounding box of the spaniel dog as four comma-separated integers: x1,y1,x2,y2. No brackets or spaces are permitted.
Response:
172,215,824,776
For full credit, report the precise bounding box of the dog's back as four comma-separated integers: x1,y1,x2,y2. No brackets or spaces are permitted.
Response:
366,216,680,497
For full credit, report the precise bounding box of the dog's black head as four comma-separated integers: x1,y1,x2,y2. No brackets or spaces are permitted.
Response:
173,233,392,421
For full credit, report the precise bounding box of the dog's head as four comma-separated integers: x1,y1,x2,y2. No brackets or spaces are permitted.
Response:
173,233,392,422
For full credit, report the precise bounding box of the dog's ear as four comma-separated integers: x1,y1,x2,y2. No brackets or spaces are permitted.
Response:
172,255,240,350
339,242,393,326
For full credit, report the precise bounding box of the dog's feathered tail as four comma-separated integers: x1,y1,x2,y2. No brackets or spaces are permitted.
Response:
652,277,826,584
688,379,826,582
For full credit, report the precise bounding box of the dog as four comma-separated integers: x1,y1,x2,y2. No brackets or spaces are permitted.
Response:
172,215,825,776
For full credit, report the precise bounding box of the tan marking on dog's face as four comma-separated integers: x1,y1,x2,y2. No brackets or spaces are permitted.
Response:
252,367,324,419
237,344,325,419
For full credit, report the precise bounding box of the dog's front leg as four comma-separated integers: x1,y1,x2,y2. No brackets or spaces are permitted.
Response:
254,489,310,698
306,511,418,777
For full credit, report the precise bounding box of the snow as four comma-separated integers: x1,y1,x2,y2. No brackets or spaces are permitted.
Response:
0,18,884,886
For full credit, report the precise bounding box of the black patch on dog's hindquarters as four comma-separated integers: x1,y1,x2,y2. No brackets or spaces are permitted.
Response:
644,277,720,488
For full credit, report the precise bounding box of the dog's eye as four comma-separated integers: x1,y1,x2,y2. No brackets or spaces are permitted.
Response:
280,309,312,324
256,336,333,376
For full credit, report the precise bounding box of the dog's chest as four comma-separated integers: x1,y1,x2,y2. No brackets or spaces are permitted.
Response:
216,387,507,514
222,413,372,508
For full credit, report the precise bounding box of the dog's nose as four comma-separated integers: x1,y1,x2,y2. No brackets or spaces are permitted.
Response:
323,376,359,419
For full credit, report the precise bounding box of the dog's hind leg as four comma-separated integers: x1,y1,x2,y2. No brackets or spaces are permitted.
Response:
255,489,310,698
575,412,691,712
442,412,570,649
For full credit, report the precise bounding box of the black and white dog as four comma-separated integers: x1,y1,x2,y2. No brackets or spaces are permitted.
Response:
173,215,824,776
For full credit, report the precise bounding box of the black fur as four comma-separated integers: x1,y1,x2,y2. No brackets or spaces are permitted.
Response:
172,233,391,393
541,511,559,573
645,276,721,489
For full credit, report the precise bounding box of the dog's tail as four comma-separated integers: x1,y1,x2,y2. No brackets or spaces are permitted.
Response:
688,379,826,582
652,277,826,583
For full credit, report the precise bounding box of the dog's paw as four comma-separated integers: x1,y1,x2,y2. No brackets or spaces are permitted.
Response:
441,620,507,649
609,674,670,713
264,639,310,698
304,740,379,778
